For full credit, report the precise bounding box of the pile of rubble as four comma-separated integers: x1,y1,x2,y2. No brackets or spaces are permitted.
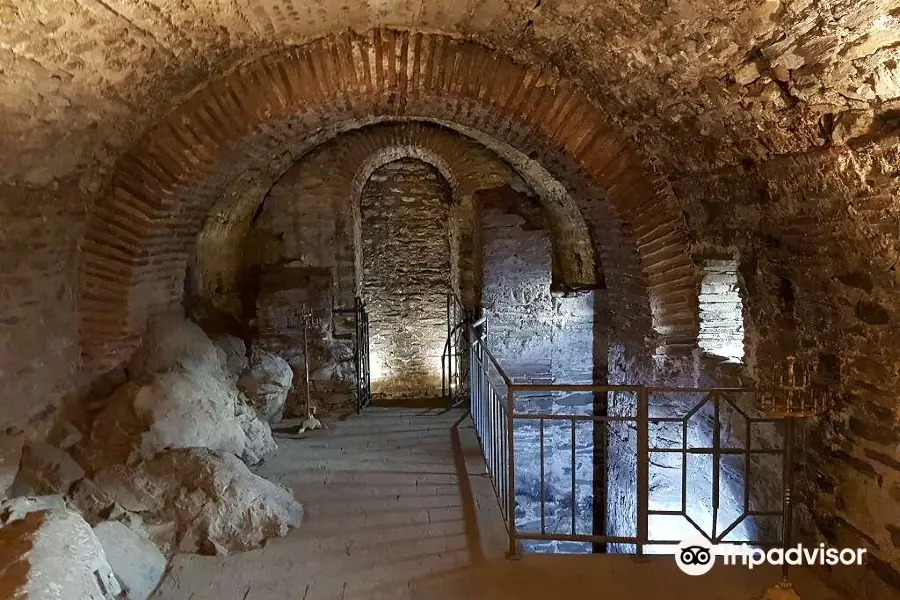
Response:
0,315,301,599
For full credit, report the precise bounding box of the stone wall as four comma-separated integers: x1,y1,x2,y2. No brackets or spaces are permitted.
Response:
476,184,603,551
229,152,357,416
676,138,900,598
0,180,91,495
361,159,451,400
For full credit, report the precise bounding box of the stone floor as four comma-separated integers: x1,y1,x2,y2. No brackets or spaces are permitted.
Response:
152,408,842,600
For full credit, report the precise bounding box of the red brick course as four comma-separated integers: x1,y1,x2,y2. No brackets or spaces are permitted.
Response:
80,28,698,367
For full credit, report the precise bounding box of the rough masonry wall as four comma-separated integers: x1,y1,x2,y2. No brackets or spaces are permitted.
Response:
0,181,90,495
477,184,601,551
361,159,451,400
676,138,900,598
479,185,597,383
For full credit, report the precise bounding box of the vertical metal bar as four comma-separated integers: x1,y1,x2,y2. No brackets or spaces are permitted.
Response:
712,393,721,542
636,387,649,555
355,299,361,414
682,408,688,515
500,396,506,513
781,418,795,583
506,387,516,557
540,417,546,535
571,418,576,536
744,407,751,514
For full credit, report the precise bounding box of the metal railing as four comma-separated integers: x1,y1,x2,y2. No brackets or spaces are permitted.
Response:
442,293,471,407
466,324,788,557
353,297,372,413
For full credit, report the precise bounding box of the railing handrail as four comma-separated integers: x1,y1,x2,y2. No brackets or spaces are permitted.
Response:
465,324,780,558
467,324,512,387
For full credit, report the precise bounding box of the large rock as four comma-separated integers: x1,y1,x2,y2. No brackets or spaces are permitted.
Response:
82,371,250,471
131,370,247,459
94,520,166,600
238,353,293,423
0,509,122,599
128,313,227,381
11,441,85,496
92,448,302,556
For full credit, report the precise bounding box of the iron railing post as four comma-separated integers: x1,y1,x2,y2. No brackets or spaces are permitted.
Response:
781,418,796,584
506,386,517,558
636,386,649,555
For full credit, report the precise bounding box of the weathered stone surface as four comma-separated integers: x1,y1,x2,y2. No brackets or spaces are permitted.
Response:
235,398,278,466
128,313,227,381
361,159,451,400
93,520,167,600
0,495,67,526
11,441,85,496
82,371,248,469
212,334,248,383
92,448,302,557
237,353,293,423
0,509,122,599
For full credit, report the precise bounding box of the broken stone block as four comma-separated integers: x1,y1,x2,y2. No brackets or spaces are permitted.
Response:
144,448,302,555
113,510,178,558
47,419,84,449
83,370,249,472
238,353,293,423
94,520,167,600
832,110,874,145
93,463,167,514
131,370,247,459
89,448,300,557
212,334,249,382
733,61,760,85
11,441,85,496
235,400,278,466
0,509,122,599
127,312,228,381
80,382,146,472
0,495,67,526
70,478,116,525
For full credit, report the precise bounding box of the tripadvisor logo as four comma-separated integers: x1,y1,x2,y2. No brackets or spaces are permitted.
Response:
676,537,716,576
675,536,867,576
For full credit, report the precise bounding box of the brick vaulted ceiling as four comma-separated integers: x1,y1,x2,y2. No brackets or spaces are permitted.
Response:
3,1,897,364
77,29,697,365
2,0,897,185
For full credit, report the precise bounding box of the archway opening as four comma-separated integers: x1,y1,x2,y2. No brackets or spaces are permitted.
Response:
360,158,453,401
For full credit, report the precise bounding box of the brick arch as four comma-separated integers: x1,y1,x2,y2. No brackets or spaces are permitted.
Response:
80,27,698,366
314,121,597,306
347,143,474,302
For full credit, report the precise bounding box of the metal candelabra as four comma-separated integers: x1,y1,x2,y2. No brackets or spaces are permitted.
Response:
289,304,322,417
756,355,831,600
